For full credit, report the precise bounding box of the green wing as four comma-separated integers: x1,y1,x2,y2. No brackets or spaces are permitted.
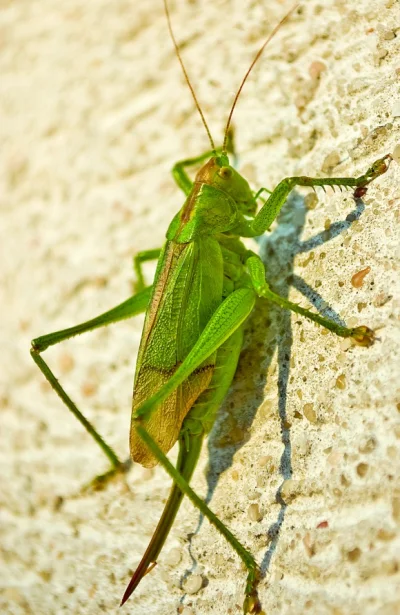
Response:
130,236,223,468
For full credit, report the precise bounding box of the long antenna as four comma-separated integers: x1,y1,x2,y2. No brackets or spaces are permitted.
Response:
164,0,217,154
222,3,299,153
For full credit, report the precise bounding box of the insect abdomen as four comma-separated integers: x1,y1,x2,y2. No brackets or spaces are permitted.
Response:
130,236,225,467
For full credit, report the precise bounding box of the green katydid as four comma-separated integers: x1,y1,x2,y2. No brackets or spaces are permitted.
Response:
30,0,393,613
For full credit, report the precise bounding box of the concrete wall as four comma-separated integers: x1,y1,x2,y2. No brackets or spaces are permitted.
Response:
1,1,399,614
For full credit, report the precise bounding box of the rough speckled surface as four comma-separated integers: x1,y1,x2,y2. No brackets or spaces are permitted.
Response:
1,1,399,614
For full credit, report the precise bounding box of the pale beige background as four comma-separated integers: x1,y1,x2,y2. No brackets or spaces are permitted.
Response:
1,1,399,614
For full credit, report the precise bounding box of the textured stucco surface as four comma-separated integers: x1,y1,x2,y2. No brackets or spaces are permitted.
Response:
1,1,399,614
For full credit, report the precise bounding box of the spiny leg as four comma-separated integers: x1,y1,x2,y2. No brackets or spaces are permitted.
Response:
238,154,392,237
133,248,161,292
33,287,152,352
122,329,245,603
121,431,204,605
134,425,261,614
31,286,152,489
246,253,375,346
130,289,261,612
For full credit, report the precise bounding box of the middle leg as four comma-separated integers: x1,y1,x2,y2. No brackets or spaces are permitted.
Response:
246,253,375,346
133,248,161,291
31,286,152,489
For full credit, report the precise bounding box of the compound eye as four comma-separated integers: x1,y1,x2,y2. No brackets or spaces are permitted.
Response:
218,166,233,180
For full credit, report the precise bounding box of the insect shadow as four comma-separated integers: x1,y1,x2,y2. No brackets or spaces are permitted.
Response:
181,189,365,595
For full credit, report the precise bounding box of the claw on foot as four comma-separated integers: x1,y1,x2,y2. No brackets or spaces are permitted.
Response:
353,154,392,198
243,595,262,614
243,567,262,614
81,458,132,493
353,185,367,199
351,325,375,347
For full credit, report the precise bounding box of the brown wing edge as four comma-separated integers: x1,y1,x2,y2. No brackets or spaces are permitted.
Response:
130,364,214,468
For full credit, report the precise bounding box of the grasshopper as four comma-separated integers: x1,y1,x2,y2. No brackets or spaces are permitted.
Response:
30,1,392,612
